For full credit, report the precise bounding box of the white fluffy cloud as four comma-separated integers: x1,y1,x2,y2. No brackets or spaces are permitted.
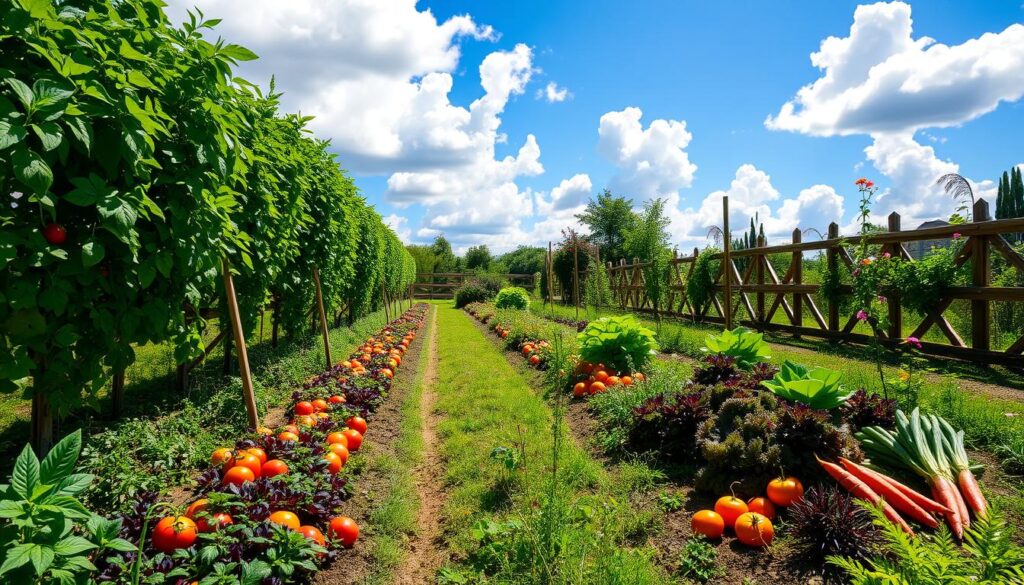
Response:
767,1,1024,225
537,82,570,103
382,214,412,243
598,107,698,200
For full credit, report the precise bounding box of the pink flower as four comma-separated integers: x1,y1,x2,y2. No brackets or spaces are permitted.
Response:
882,252,891,259
905,336,922,349
857,310,869,322
952,232,962,239
877,295,887,303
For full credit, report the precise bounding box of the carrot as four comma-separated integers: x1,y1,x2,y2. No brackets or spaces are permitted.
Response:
844,460,950,515
951,479,971,529
930,476,964,540
838,458,938,529
936,416,988,519
958,468,988,520
818,456,913,535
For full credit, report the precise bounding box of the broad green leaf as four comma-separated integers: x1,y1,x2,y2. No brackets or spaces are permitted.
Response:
13,148,53,194
0,500,24,519
104,538,136,553
118,39,149,62
0,542,35,575
81,241,104,267
11,443,40,499
155,251,172,277
138,261,156,288
53,535,95,556
29,543,55,575
220,44,258,62
40,429,80,484
53,325,79,348
5,78,33,110
126,70,157,89
0,120,27,150
15,0,52,19
31,121,62,151
64,117,91,152
32,79,73,112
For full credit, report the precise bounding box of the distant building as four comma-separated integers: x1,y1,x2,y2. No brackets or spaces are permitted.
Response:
906,219,951,260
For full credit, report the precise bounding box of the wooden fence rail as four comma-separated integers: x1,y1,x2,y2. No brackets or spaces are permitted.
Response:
597,198,1024,366
412,272,536,299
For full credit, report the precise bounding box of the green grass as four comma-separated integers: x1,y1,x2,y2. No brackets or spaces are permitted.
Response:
432,304,670,584
360,305,434,584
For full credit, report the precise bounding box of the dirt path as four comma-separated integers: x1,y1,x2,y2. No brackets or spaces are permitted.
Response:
394,306,446,585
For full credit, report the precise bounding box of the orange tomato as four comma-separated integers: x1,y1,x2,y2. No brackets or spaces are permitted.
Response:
245,447,267,465
223,466,255,486
691,510,725,539
381,368,394,379
294,401,315,416
326,432,349,448
621,375,633,386
572,382,587,398
734,512,774,547
324,452,343,474
766,476,804,507
747,497,776,520
328,442,350,464
184,499,208,519
588,381,606,394
529,355,541,366
329,395,345,404
282,424,300,435
328,516,360,547
342,428,363,451
298,525,326,546
311,399,328,412
278,431,299,442
196,512,233,533
262,459,289,478
152,516,197,553
233,453,262,478
633,372,646,382
295,415,316,427
594,370,610,383
268,510,300,531
605,376,621,387
714,495,748,530
346,416,368,435
210,448,234,468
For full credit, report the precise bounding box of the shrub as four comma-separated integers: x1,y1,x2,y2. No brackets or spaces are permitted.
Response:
677,538,722,583
577,315,659,373
700,327,771,369
788,486,880,573
495,287,531,310
629,391,711,459
841,389,897,431
454,275,504,308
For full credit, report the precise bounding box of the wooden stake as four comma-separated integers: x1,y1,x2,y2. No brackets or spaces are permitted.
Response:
381,282,391,323
572,233,581,319
111,371,125,417
31,385,53,456
313,267,332,367
722,195,733,329
222,259,260,430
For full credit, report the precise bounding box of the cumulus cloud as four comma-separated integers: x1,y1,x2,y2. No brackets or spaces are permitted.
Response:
537,81,570,102
535,174,592,215
382,214,412,242
598,107,698,200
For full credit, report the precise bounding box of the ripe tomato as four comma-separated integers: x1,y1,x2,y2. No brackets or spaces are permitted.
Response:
294,401,315,416
328,516,359,547
311,398,328,412
621,375,634,386
298,525,326,546
184,499,208,519
328,442,350,464
522,344,534,355
282,424,300,435
594,370,610,383
196,512,233,533
528,355,541,366
734,512,774,547
210,448,234,468
324,452,343,474
233,453,262,478
326,432,349,448
245,447,267,465
747,497,776,520
766,476,804,507
329,395,345,404
691,510,725,539
278,431,299,442
714,495,748,530
152,516,197,553
346,416,368,435
605,376,621,387
572,382,587,398
262,459,289,478
294,415,316,427
223,466,255,486
633,372,646,382
268,510,301,530
381,368,394,379
341,428,363,451
42,223,67,245
588,381,606,394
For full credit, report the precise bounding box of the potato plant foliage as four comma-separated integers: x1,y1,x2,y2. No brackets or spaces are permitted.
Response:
0,1,415,425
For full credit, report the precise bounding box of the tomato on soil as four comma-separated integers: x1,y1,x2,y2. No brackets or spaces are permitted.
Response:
324,451,343,474
233,453,262,478
747,496,776,520
346,415,367,435
734,512,774,547
714,495,749,530
766,476,804,507
328,516,360,547
299,525,326,546
210,448,234,468
326,431,349,447
572,382,587,397
691,510,725,539
152,516,197,553
245,447,267,465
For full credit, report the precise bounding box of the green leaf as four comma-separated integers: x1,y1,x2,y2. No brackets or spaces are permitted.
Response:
155,252,172,277
220,44,258,62
81,241,104,267
5,78,33,110
138,261,156,288
31,121,62,151
0,542,34,576
38,285,68,313
0,120,27,150
53,535,95,556
30,543,55,575
11,443,40,499
0,500,25,519
126,70,157,90
104,538,137,553
64,117,91,153
40,429,80,484
118,39,149,62
32,79,73,111
15,0,52,19
65,174,114,207
13,148,53,194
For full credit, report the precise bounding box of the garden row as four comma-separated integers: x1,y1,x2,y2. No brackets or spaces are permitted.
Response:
1,0,417,452
0,303,429,584
465,300,1024,582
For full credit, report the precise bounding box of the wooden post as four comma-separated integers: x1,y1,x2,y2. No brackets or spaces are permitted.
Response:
756,234,765,327
887,212,903,340
111,371,125,417
971,199,991,351
722,195,733,329
692,247,700,319
222,259,260,430
176,363,189,394
572,233,581,319
827,222,840,332
31,379,53,456
792,229,803,333
312,267,333,367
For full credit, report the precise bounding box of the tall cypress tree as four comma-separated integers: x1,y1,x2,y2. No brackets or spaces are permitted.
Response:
1013,167,1024,219
996,172,1006,219
1001,171,1012,218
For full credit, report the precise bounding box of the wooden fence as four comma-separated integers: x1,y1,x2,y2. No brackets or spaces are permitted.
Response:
412,272,536,299
599,198,1024,366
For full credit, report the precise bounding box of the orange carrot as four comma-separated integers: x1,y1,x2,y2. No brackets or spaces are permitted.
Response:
958,468,988,519
930,476,964,539
838,458,938,529
951,480,970,529
818,457,913,535
849,461,950,516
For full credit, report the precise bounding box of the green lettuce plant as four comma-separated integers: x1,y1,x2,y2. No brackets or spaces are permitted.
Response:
760,360,854,409
495,287,531,310
577,315,658,372
700,327,771,369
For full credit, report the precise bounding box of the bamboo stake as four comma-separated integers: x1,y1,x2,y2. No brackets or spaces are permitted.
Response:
312,267,332,367
222,259,260,430
723,195,733,329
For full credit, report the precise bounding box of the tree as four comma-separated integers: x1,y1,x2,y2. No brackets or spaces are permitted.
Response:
997,172,1007,219
497,246,546,275
624,199,673,327
1012,167,1024,219
465,245,492,270
576,189,636,262
430,235,458,273
406,245,436,275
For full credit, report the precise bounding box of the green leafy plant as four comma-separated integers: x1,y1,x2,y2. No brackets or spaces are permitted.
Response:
760,360,854,409
686,248,720,317
677,538,722,583
454,275,504,308
577,315,659,373
700,327,771,369
656,491,685,512
0,431,135,583
494,287,531,311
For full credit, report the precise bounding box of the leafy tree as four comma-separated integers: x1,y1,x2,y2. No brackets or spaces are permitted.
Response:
624,199,673,327
465,244,492,270
497,246,546,275
406,245,436,275
582,251,615,311
431,235,458,273
552,231,593,305
576,189,636,262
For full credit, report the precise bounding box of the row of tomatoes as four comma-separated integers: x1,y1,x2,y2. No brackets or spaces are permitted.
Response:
690,476,805,547
149,310,424,563
571,361,645,397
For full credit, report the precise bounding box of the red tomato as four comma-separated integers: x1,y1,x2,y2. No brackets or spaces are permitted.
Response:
42,223,67,245
311,398,328,412
328,516,360,547
184,499,208,519
572,382,587,398
152,516,197,553
346,416,368,435
210,448,234,468
233,453,262,478
262,459,289,478
245,447,267,465
282,424,300,435
328,442,350,464
329,395,345,404
294,401,315,416
196,512,233,533
341,428,363,451
298,525,326,546
747,497,776,520
223,466,255,486
268,510,300,530
326,432,349,448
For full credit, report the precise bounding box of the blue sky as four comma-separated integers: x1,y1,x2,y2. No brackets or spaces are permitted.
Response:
165,1,1024,253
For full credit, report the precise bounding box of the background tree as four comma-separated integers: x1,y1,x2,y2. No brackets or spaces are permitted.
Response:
465,244,492,270
406,244,436,275
624,199,673,328
496,246,546,275
582,250,615,312
576,189,636,262
430,235,459,273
